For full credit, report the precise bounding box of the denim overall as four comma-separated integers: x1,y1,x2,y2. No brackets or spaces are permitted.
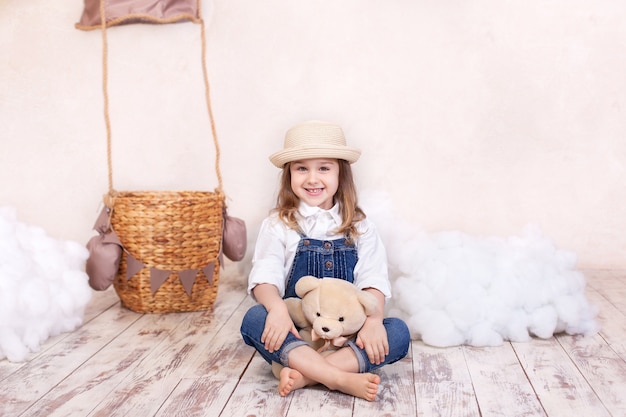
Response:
284,234,357,298
241,235,410,372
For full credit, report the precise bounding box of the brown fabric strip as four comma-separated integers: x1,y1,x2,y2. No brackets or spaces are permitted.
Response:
150,267,172,294
76,0,200,30
202,262,215,286
178,269,198,296
126,253,145,281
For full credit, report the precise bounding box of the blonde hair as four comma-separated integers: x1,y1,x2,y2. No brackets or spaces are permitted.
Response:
274,160,365,241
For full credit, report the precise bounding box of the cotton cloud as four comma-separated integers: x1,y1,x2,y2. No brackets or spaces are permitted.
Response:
361,191,599,347
0,207,92,362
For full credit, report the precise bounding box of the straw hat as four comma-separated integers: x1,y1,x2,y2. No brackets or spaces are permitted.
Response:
269,120,361,168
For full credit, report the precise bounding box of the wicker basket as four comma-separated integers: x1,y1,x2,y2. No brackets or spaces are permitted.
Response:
111,191,224,313
87,2,226,313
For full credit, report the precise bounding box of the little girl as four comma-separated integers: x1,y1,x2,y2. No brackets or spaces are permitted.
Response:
240,120,410,401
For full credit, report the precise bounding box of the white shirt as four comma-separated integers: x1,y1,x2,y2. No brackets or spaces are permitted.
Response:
247,202,392,300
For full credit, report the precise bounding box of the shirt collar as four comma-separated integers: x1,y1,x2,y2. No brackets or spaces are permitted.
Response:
298,201,342,225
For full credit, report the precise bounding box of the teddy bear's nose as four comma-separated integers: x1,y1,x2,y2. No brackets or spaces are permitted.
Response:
322,327,330,333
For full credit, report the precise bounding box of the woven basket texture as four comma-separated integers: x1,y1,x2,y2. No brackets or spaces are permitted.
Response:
111,190,224,313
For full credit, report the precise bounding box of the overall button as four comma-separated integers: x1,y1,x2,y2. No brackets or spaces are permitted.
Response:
303,240,310,246
323,241,332,249
325,260,333,269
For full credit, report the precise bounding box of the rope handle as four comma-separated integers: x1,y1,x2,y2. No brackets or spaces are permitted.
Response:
98,0,223,204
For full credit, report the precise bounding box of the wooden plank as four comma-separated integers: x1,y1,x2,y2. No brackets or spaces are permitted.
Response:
219,353,292,417
463,344,546,417
179,295,256,379
0,304,143,416
19,311,189,417
557,333,626,416
2,268,623,417
154,296,259,416
585,270,626,291
586,270,626,313
413,343,480,417
597,287,626,313
288,385,354,417
586,288,626,360
512,337,611,416
84,280,250,416
154,374,252,417
353,354,417,417
0,287,120,382
82,287,121,322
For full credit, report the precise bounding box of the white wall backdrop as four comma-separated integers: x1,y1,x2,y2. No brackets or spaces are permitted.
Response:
1,0,625,268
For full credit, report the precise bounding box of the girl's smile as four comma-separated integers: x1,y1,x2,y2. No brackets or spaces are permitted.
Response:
290,158,340,210
304,187,323,195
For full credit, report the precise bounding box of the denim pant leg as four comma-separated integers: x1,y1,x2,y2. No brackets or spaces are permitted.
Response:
347,317,411,373
240,304,308,367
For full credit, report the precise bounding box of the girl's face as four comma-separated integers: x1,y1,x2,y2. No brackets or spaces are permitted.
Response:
289,158,340,210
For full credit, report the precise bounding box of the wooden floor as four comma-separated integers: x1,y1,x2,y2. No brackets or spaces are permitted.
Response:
1,268,625,417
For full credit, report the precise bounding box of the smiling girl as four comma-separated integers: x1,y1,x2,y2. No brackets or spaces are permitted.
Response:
240,120,410,401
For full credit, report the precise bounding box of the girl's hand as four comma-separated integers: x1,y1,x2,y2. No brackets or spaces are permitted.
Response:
356,316,389,365
262,302,301,353
253,283,301,353
356,288,389,365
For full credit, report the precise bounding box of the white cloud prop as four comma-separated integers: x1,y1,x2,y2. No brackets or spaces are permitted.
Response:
0,207,92,362
361,191,599,347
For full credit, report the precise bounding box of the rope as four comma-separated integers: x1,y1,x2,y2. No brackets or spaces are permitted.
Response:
98,0,223,205
198,0,223,193
99,0,114,200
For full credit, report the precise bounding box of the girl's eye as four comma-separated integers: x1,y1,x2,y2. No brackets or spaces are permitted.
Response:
338,317,344,322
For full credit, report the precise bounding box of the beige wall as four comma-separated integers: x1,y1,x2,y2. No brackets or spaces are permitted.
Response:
2,0,625,268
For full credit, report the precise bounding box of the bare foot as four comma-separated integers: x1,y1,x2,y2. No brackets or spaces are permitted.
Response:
278,367,309,396
332,372,380,402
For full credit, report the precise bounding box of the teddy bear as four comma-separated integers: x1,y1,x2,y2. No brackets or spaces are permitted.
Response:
284,276,379,353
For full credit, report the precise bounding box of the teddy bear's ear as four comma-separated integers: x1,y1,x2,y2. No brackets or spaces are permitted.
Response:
357,290,379,316
295,275,321,298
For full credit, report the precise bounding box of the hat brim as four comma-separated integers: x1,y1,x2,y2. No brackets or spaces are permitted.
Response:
269,145,361,168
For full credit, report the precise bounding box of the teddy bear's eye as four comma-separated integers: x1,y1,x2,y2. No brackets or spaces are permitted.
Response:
316,312,321,317
338,317,344,322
